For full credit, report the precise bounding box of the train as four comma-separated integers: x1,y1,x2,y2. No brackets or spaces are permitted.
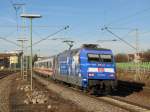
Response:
34,44,117,94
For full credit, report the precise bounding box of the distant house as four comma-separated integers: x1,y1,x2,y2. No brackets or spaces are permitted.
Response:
128,53,143,62
0,53,22,69
127,54,134,61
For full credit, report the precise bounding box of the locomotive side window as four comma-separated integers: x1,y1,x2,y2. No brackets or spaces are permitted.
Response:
88,54,99,62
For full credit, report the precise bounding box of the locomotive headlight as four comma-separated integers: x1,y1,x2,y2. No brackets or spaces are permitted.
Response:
109,74,114,77
88,73,94,77
83,78,87,81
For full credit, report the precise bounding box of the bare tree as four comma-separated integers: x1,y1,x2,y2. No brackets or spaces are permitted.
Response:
115,53,128,62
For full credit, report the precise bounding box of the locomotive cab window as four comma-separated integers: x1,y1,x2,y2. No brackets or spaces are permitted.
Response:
88,54,99,62
88,54,112,63
100,54,112,62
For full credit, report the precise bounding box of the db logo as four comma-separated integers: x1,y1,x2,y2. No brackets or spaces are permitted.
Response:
98,68,104,72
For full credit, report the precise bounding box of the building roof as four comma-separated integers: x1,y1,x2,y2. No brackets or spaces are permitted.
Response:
0,53,21,58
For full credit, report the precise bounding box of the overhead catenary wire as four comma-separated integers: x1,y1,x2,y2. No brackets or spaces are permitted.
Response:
0,36,20,47
106,7,150,26
140,30,150,36
32,30,44,40
2,29,17,38
106,27,137,31
31,25,69,46
107,27,137,38
101,27,137,50
0,25,66,28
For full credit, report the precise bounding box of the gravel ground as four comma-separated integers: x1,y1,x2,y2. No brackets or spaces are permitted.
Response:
34,74,129,112
115,71,150,108
10,74,86,112
0,73,15,112
112,89,150,108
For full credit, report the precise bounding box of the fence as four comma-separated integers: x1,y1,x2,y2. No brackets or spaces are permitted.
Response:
116,62,150,73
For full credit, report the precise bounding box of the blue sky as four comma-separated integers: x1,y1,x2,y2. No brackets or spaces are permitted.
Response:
0,0,150,56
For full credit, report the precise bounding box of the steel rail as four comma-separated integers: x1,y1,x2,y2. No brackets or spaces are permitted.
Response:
34,72,150,112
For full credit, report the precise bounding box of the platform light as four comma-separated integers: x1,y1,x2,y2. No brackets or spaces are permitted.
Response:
20,13,42,91
20,13,41,18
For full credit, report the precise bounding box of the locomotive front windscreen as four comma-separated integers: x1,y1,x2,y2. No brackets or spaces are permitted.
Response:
88,54,112,62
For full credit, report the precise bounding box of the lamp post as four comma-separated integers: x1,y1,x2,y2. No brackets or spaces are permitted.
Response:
20,13,42,90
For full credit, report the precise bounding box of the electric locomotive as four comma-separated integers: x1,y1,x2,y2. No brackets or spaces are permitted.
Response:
54,44,117,93
34,44,117,94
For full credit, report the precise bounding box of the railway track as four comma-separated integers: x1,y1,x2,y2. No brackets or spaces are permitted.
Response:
69,87,150,112
70,86,150,112
0,71,16,112
99,96,150,112
0,74,9,79
106,96,150,111
33,73,150,112
0,71,15,79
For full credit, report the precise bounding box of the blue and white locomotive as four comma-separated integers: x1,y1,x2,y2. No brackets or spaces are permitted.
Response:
34,44,117,93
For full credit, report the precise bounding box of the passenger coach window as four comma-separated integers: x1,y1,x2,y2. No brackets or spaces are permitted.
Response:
88,54,99,62
100,54,112,62
49,62,52,68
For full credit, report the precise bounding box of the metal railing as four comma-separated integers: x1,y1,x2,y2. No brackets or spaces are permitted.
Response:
117,62,150,73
